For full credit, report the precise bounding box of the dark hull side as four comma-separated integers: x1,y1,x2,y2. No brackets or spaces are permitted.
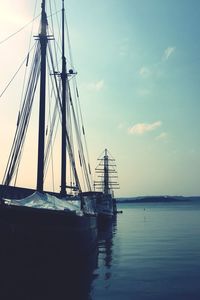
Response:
0,203,97,256
97,212,113,229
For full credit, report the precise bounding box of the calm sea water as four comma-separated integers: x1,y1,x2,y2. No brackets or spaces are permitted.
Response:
1,200,200,299
92,200,200,300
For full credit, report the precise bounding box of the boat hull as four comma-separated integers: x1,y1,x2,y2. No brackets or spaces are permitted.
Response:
97,212,114,230
0,203,97,256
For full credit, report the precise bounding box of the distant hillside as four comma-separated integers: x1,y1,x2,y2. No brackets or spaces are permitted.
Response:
116,195,200,203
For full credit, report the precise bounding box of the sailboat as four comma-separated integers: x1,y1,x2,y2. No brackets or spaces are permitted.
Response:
0,0,98,255
94,149,120,225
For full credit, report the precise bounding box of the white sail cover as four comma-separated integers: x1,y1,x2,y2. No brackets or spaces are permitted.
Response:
5,192,81,213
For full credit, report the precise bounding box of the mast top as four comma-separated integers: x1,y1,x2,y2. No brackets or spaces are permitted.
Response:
41,0,46,8
62,0,66,13
41,0,47,36
105,149,108,157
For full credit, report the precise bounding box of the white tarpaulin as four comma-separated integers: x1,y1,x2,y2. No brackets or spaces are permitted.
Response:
5,192,81,213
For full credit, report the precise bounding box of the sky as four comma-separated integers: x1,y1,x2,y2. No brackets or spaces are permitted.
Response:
0,0,200,197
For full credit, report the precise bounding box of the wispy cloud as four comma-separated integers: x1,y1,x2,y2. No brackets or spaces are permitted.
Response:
85,80,104,92
163,47,176,60
137,47,175,83
137,88,151,97
128,121,162,135
155,132,168,141
139,66,151,78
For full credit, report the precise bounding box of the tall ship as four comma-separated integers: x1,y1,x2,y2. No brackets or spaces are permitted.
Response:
0,0,98,255
94,149,120,224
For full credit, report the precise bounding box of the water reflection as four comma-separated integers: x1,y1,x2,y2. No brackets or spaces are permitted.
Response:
0,235,98,300
91,218,117,293
0,218,118,300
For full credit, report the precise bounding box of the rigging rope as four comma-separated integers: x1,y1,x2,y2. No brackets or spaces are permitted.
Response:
46,62,55,192
3,43,41,186
44,47,61,178
68,87,91,191
47,43,82,192
65,11,94,186
48,1,61,70
0,15,40,46
0,43,36,99
2,2,91,193
19,0,38,113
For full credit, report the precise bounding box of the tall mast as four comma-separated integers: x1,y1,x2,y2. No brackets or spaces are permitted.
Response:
104,149,109,195
60,0,67,196
37,0,48,192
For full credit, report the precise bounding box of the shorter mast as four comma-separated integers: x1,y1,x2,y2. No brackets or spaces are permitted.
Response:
94,149,120,195
104,149,109,195
37,0,48,192
60,0,67,196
